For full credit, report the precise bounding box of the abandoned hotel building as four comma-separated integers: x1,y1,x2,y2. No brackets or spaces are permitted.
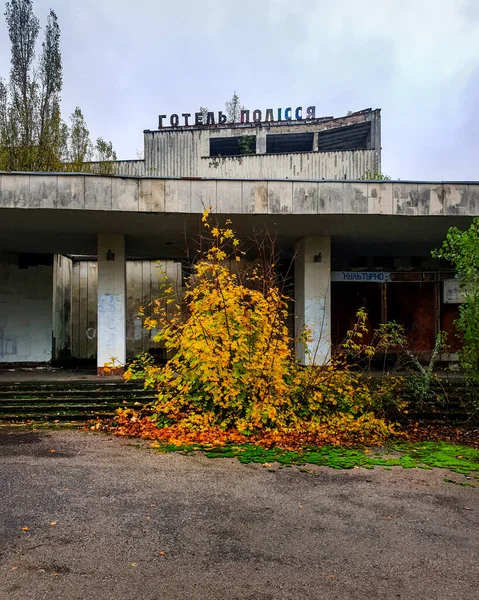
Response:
0,107,476,374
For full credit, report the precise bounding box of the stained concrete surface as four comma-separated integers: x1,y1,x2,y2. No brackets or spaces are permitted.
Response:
0,428,477,600
0,368,121,383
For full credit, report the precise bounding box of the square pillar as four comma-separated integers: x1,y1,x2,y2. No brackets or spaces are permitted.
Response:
97,234,126,376
294,237,331,365
255,129,267,154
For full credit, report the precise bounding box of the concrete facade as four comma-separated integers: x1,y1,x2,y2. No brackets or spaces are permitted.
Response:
0,105,477,371
0,172,476,369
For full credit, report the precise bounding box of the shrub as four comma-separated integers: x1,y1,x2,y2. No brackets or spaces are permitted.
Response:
433,218,479,417
124,214,403,445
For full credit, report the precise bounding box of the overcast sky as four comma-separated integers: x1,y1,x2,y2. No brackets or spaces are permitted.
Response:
0,0,478,180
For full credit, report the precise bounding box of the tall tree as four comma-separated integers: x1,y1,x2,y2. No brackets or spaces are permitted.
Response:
94,137,117,174
0,1,64,170
0,0,39,169
37,8,63,170
198,106,208,124
66,106,92,171
225,91,243,123
0,0,116,173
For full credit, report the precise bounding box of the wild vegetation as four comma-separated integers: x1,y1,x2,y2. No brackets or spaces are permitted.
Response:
433,217,479,416
115,212,447,448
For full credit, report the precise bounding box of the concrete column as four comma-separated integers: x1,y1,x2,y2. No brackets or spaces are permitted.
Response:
97,234,126,376
255,129,267,154
294,237,331,365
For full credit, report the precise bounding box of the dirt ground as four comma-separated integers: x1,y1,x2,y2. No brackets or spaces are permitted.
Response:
0,428,477,600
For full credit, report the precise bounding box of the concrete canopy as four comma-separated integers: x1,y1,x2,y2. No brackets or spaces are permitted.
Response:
0,208,474,259
0,173,477,258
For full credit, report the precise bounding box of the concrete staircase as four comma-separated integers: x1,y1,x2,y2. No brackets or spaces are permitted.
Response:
0,380,155,423
0,377,473,424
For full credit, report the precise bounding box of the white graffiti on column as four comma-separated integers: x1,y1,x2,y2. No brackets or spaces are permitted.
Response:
99,293,124,315
86,327,97,340
98,294,124,351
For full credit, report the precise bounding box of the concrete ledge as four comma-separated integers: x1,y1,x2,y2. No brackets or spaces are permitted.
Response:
1,173,479,217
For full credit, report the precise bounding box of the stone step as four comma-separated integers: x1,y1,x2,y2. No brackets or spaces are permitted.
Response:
0,382,145,392
0,391,156,400
1,411,117,421
0,378,155,422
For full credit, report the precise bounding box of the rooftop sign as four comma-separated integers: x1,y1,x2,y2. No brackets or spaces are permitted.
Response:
157,106,317,129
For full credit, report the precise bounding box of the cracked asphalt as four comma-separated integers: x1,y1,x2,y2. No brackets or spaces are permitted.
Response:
0,428,477,600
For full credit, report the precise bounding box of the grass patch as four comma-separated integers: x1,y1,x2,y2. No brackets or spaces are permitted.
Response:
149,440,479,475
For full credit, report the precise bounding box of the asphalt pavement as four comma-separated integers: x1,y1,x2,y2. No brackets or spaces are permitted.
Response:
0,428,477,600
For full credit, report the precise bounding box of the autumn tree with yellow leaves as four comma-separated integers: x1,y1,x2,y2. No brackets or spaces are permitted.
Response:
120,212,402,446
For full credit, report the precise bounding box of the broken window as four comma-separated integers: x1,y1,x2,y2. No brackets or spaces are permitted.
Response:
317,122,371,152
210,136,256,157
266,132,314,154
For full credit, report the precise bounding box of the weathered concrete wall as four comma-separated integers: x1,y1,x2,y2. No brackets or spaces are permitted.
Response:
2,173,478,218
71,260,98,360
126,260,182,359
0,254,52,363
52,255,72,360
65,259,182,360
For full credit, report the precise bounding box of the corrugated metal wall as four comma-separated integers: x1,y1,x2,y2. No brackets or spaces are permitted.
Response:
144,130,204,178
199,150,377,180
141,128,376,180
89,160,146,177
113,160,146,177
62,260,182,360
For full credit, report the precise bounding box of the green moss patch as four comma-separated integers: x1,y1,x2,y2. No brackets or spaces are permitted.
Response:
151,440,479,475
